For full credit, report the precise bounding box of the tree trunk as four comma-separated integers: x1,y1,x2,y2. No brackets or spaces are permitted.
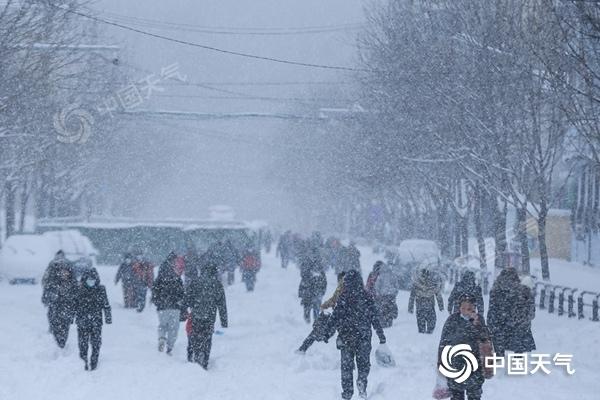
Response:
460,214,469,256
517,201,531,275
4,180,16,239
454,210,461,259
493,197,508,272
18,180,30,233
538,200,551,281
438,200,451,258
473,186,488,292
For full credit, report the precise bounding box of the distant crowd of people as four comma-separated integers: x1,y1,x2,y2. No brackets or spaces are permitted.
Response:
40,230,537,400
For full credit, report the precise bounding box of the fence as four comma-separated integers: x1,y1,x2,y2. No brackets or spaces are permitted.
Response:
534,282,599,322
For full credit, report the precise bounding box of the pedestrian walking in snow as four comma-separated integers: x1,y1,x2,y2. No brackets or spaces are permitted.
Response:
366,261,400,328
276,230,293,268
487,269,536,356
438,294,490,400
184,262,228,369
75,268,111,371
325,270,386,400
510,276,536,354
131,252,154,312
448,270,484,315
151,252,185,355
298,241,327,323
115,253,135,308
240,245,261,292
225,240,241,285
42,253,78,349
296,271,345,354
408,269,444,333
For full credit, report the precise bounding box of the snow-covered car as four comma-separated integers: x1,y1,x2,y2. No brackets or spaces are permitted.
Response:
387,239,442,290
41,229,98,265
0,230,98,284
0,235,54,284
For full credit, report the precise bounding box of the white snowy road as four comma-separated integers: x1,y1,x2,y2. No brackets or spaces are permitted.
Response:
0,250,598,400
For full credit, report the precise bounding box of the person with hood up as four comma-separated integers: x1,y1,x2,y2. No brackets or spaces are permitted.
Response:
325,270,386,400
447,270,484,315
510,275,536,354
487,268,536,356
151,252,185,355
42,253,78,348
408,268,444,333
184,261,228,369
366,261,400,328
75,268,111,370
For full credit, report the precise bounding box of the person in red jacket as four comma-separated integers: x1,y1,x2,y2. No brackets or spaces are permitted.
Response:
131,252,154,312
240,246,261,292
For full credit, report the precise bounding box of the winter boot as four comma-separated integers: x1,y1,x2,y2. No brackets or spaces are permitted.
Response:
158,338,166,352
166,347,173,356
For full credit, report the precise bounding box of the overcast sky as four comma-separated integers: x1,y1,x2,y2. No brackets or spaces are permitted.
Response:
91,0,366,228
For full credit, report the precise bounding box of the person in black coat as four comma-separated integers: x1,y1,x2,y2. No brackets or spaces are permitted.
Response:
42,256,78,349
326,270,386,400
298,243,327,324
448,271,484,315
487,268,531,356
115,253,135,308
438,294,489,400
151,252,185,355
76,268,111,370
184,261,228,369
508,282,536,353
408,269,444,333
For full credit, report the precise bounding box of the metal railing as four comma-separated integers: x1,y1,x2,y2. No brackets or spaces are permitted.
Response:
534,282,599,322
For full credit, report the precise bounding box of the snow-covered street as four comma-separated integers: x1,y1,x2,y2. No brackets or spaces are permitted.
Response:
0,249,597,400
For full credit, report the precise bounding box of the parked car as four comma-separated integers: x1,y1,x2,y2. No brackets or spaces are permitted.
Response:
0,230,98,284
387,239,442,290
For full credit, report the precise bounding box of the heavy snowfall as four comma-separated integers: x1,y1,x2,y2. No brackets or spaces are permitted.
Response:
0,1,600,400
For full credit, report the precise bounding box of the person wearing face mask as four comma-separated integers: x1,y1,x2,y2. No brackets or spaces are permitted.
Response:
76,268,112,371
438,294,490,400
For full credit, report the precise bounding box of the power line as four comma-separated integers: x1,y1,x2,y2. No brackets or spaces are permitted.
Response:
93,11,364,36
92,9,364,33
50,4,369,72
159,80,354,87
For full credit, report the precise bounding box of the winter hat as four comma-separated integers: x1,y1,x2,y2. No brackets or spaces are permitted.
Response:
458,293,476,306
81,268,100,286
